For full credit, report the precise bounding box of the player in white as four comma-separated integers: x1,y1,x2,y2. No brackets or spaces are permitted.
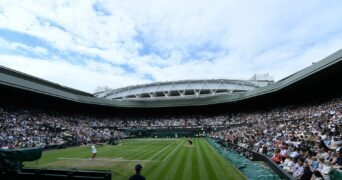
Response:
89,143,97,160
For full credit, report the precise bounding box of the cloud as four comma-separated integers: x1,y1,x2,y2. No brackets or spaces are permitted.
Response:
0,55,150,92
0,0,341,93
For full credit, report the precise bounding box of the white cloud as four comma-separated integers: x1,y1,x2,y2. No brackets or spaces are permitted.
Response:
0,0,341,93
0,55,150,92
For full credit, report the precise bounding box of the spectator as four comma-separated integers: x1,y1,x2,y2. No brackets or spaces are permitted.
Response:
272,149,282,164
331,147,342,166
292,159,305,178
129,164,145,180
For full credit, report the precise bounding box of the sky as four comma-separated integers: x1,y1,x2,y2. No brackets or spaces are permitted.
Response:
0,0,342,93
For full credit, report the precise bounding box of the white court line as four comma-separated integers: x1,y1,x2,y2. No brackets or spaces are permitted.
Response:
58,157,162,162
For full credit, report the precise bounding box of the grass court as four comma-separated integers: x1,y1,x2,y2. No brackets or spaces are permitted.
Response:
24,138,245,180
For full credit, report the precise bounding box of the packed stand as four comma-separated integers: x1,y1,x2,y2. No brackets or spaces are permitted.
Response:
211,98,342,179
0,108,128,149
0,107,232,149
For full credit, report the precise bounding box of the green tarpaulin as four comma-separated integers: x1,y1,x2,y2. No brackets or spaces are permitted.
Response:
0,148,43,170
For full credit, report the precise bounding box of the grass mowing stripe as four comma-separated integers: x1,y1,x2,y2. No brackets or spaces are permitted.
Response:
58,157,162,162
121,139,173,160
127,142,165,160
190,140,200,180
116,142,158,159
181,142,194,180
201,139,225,179
162,140,183,162
113,143,156,157
166,143,188,179
24,138,246,180
145,142,176,161
146,140,185,179
151,141,180,179
148,141,176,160
117,140,162,158
108,149,132,157
168,139,185,160
196,139,209,180
128,148,155,161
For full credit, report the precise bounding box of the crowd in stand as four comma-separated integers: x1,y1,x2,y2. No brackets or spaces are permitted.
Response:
1,97,341,179
211,98,342,179
0,108,127,149
0,106,235,149
0,106,228,148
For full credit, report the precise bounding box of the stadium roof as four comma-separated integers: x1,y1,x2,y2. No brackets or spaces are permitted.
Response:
95,79,263,100
0,49,342,108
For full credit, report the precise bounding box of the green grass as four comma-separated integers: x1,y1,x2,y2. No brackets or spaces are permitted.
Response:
24,138,245,180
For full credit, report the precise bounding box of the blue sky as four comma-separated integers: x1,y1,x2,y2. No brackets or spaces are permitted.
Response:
0,0,342,93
